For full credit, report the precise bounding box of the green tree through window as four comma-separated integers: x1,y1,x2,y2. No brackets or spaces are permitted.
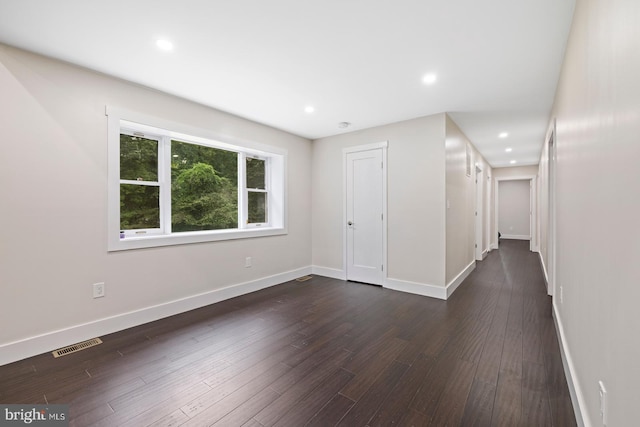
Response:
120,134,160,230
109,111,286,250
171,141,238,231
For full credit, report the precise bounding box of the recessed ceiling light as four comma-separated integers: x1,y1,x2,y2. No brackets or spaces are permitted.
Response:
156,39,174,51
505,147,512,152
499,132,509,138
338,122,351,129
422,73,437,85
510,160,517,164
304,106,315,114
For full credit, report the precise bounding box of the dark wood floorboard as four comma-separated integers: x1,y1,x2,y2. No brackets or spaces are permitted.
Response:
0,240,576,426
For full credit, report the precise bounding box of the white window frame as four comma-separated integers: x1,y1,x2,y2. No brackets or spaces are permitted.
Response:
119,129,165,238
242,154,270,227
107,107,287,251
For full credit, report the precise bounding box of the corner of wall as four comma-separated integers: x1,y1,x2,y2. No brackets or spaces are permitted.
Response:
446,260,475,298
384,278,447,300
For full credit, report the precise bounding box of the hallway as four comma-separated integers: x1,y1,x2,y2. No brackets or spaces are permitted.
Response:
0,241,576,426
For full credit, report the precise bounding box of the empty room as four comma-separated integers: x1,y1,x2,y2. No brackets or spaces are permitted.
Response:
1,0,638,426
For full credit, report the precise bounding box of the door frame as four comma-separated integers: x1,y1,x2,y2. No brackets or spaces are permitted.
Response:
494,174,538,252
342,141,388,284
475,165,484,261
547,123,557,297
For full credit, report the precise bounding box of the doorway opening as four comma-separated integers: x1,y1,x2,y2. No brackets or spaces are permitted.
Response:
494,175,537,253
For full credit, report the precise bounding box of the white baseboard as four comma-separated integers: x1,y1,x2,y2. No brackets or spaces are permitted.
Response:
0,266,312,367
538,252,551,296
500,234,531,240
313,267,449,301
490,242,499,250
446,260,475,298
311,265,346,280
553,303,588,427
384,278,446,300
482,249,489,259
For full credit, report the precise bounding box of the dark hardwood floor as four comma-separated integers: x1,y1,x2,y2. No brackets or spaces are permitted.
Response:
0,240,576,426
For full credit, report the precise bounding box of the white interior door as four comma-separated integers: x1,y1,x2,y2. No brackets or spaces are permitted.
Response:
346,148,384,285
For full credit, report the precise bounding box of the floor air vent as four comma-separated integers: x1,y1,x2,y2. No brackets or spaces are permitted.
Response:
52,338,103,358
296,275,313,282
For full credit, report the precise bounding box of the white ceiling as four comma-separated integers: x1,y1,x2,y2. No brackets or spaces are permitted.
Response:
0,0,575,168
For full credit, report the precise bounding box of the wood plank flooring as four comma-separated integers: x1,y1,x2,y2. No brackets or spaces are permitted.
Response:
0,240,576,426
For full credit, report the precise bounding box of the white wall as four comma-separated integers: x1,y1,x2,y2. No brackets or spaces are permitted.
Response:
498,180,530,239
445,116,491,285
312,113,492,298
0,44,312,363
311,114,447,288
539,0,640,424
493,165,538,179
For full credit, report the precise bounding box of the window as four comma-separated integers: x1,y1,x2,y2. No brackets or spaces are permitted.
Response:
107,108,286,251
245,157,267,225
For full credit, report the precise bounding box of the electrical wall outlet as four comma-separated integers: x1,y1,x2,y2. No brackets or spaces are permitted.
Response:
245,257,252,268
599,381,608,426
93,282,105,298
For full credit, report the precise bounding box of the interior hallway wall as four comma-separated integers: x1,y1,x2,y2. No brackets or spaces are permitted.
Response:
445,116,492,285
539,0,640,424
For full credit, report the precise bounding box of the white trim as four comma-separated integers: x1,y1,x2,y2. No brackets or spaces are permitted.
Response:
113,227,288,251
538,251,551,296
107,106,288,252
384,278,447,300
446,260,475,298
313,267,465,301
0,267,311,367
500,234,531,240
490,242,499,250
342,142,388,286
342,141,389,154
553,303,588,427
548,123,558,301
475,165,484,261
481,249,489,260
311,266,346,280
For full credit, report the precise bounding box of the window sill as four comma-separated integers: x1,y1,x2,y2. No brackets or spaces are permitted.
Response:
108,227,287,252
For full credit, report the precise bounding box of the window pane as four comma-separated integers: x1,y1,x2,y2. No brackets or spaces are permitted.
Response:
248,192,267,223
246,157,265,189
120,184,160,229
120,134,158,181
171,140,238,231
